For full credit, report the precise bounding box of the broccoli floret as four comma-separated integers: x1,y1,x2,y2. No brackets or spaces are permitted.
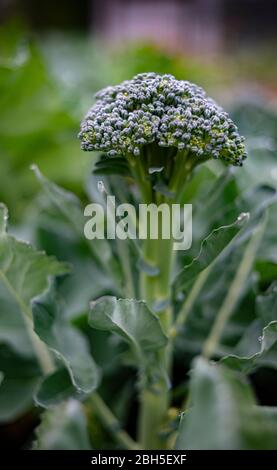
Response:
79,72,246,166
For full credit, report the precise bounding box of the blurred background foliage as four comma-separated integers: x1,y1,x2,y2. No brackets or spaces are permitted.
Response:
0,19,276,222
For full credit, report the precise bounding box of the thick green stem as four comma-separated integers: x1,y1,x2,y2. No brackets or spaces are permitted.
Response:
138,215,174,449
129,147,194,448
137,385,168,450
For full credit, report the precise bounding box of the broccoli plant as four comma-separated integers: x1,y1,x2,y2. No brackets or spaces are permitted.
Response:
1,73,277,451
78,73,247,448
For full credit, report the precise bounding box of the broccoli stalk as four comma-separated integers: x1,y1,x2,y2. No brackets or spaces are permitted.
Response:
79,73,246,449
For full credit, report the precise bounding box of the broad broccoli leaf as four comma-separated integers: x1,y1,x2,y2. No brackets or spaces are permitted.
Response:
256,282,277,326
33,286,100,405
34,400,92,450
0,343,41,423
89,296,167,386
0,376,39,423
221,321,277,373
0,204,69,421
173,213,249,293
220,287,277,373
176,357,277,450
0,204,69,358
35,368,84,408
32,165,115,269
175,185,276,360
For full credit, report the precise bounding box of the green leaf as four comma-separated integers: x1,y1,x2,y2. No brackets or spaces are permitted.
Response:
0,343,41,423
34,202,119,319
0,203,69,357
219,285,277,373
185,179,276,267
0,204,69,421
176,357,277,450
94,155,131,176
0,376,39,423
34,400,92,450
232,102,277,192
31,165,84,232
89,296,167,384
175,189,274,359
255,260,277,284
183,170,239,252
257,204,277,264
256,283,277,326
35,368,84,408
89,296,167,354
202,216,267,359
175,250,257,358
33,286,100,399
221,321,277,373
173,213,249,293
32,165,113,267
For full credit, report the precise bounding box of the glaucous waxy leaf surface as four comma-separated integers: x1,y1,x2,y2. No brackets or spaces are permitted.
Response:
182,182,276,279
35,368,84,408
256,283,277,326
32,165,113,266
176,357,277,450
0,204,69,355
89,296,167,384
32,165,122,297
219,286,277,373
89,296,167,353
175,214,268,357
0,343,41,422
221,321,277,373
173,212,249,293
34,400,92,450
0,375,39,422
0,203,69,421
33,286,100,398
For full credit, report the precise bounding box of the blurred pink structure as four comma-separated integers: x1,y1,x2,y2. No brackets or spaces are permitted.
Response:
1,0,276,54
92,0,223,54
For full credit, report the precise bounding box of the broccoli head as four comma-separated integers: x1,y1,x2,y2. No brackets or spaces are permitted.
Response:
79,72,246,167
